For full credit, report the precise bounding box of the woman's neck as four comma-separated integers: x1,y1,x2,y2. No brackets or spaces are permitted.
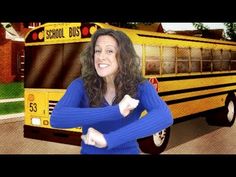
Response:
104,77,116,105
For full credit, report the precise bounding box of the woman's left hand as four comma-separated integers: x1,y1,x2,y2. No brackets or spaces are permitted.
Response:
81,127,107,148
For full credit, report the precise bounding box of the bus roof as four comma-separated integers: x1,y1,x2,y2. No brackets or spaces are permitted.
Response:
25,22,236,47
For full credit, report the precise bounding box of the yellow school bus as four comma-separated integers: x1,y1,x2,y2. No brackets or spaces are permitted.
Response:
24,22,236,154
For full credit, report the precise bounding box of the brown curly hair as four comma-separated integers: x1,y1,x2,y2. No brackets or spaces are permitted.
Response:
80,28,145,107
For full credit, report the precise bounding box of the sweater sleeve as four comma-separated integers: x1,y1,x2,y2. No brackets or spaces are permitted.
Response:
104,81,174,150
50,78,124,128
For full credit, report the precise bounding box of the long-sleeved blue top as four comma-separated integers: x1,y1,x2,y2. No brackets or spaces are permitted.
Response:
50,78,173,154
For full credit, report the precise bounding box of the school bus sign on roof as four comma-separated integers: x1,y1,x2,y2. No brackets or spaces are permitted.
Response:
25,23,100,45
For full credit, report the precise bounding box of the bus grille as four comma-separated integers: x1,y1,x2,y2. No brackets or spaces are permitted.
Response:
49,100,58,115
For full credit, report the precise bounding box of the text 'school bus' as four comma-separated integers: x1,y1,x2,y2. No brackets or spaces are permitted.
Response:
24,23,236,154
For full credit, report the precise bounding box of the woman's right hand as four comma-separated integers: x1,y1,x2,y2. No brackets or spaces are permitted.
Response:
118,94,139,117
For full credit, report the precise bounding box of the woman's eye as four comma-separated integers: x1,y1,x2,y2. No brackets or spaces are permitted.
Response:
95,50,101,53
107,50,113,54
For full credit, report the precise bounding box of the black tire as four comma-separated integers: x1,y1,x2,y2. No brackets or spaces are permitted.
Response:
206,93,236,127
138,127,170,154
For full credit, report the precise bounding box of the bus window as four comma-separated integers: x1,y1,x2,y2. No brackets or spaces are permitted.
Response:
221,50,230,71
25,45,63,89
62,42,87,88
202,49,212,72
190,48,201,73
145,45,160,75
212,50,222,71
162,46,175,74
25,42,87,89
177,47,190,73
231,51,236,70
133,44,143,70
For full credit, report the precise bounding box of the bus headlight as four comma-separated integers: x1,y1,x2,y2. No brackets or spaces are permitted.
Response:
31,117,41,126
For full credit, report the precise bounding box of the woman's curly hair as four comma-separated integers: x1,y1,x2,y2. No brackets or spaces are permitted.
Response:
80,28,145,107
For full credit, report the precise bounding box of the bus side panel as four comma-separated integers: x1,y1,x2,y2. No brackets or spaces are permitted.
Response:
169,94,226,119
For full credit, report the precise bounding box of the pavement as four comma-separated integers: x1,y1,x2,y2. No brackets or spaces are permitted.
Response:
1,115,236,154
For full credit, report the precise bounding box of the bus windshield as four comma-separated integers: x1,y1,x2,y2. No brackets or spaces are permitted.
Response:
24,42,87,89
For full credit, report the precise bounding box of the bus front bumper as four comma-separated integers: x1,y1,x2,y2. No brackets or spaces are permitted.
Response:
24,125,82,146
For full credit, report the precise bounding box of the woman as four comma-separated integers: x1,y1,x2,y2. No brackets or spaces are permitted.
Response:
50,28,173,154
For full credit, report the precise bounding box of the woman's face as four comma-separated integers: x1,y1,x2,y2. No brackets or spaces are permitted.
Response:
94,35,118,81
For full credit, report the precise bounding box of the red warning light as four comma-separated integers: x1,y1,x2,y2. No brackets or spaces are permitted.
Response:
32,32,38,40
82,27,89,36
25,26,45,43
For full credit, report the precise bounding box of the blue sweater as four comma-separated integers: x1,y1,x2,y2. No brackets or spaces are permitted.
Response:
50,78,173,154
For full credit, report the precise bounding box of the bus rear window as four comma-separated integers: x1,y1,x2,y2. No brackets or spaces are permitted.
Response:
24,42,87,89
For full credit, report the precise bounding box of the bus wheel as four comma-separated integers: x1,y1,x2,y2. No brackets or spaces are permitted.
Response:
206,93,236,127
138,127,170,154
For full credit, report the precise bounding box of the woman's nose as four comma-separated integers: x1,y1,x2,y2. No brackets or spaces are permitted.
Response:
99,51,106,60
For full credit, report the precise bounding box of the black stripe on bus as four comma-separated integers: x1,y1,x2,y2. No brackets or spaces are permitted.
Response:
137,34,236,46
49,100,58,103
166,89,236,105
156,72,236,81
159,82,236,97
